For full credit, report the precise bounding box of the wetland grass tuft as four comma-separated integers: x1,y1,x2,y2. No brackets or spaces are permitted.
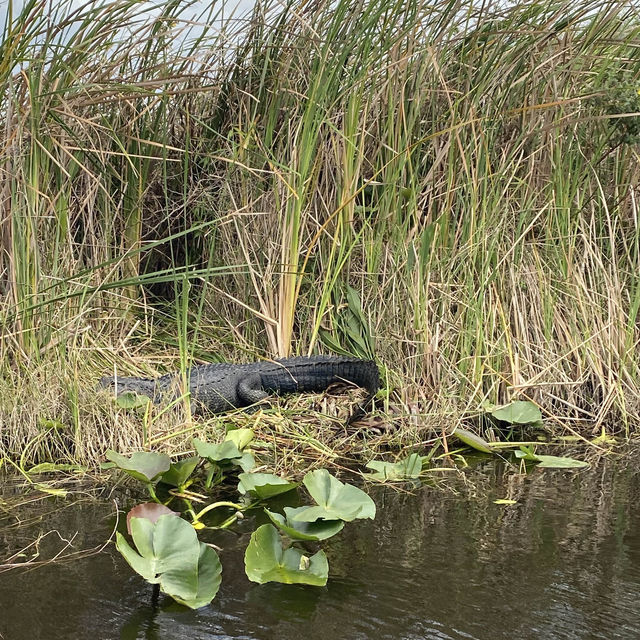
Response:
1,0,640,465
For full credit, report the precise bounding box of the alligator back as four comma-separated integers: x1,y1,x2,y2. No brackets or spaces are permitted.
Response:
100,355,380,419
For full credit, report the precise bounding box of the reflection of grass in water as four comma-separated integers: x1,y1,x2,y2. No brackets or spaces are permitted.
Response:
0,477,116,574
1,0,640,467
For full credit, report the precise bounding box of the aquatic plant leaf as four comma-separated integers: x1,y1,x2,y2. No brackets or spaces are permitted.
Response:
126,503,179,535
295,469,376,522
514,446,537,461
117,531,156,582
491,401,542,425
365,454,423,481
244,524,328,586
265,507,345,541
237,473,298,499
160,457,200,487
193,438,242,463
117,515,198,592
515,447,589,468
117,514,222,608
232,451,256,472
225,428,254,450
453,428,494,453
494,499,517,505
115,391,150,410
105,450,171,483
534,454,589,469
171,542,222,610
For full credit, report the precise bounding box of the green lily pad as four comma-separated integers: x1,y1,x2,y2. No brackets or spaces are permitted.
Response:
160,457,200,487
514,447,589,469
172,542,223,609
237,473,298,499
116,514,221,609
193,438,242,463
534,454,589,469
105,450,171,483
265,507,345,541
491,401,542,425
295,469,376,522
453,428,494,453
244,524,328,586
225,428,254,450
365,453,424,481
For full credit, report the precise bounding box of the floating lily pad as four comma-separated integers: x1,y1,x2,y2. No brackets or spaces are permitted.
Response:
265,507,345,541
160,457,200,487
116,514,221,609
365,453,424,481
454,428,494,453
105,450,171,483
193,438,242,463
244,524,328,586
294,469,376,522
491,401,542,425
533,454,589,469
238,473,298,499
514,447,588,469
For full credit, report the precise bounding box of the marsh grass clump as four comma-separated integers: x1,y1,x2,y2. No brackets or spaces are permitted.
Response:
1,0,640,465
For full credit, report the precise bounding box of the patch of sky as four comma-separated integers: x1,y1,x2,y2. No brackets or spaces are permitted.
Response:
0,0,258,55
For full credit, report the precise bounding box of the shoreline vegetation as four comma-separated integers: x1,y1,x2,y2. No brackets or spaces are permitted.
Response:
1,0,640,468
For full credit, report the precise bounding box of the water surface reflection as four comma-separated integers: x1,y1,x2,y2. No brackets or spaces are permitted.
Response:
1,460,639,639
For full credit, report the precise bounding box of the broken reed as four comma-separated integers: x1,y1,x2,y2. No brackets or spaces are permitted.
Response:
1,0,640,464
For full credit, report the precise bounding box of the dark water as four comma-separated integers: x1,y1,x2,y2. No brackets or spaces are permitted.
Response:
2,460,640,640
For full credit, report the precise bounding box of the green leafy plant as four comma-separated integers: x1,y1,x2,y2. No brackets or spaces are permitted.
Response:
193,434,256,488
109,440,379,607
453,428,494,453
244,524,329,586
105,450,171,501
489,401,542,426
237,473,298,499
159,457,200,489
192,438,243,464
265,507,345,541
515,446,589,469
295,469,376,522
115,392,152,411
116,511,222,609
365,453,425,481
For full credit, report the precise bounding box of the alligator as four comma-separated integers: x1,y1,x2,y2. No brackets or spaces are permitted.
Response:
99,355,380,422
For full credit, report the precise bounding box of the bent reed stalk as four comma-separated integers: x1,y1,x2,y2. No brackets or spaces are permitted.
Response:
1,0,640,465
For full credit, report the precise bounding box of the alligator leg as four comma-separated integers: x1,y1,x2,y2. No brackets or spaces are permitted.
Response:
237,373,270,407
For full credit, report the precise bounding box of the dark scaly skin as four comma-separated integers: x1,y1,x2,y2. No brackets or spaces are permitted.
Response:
99,355,380,421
